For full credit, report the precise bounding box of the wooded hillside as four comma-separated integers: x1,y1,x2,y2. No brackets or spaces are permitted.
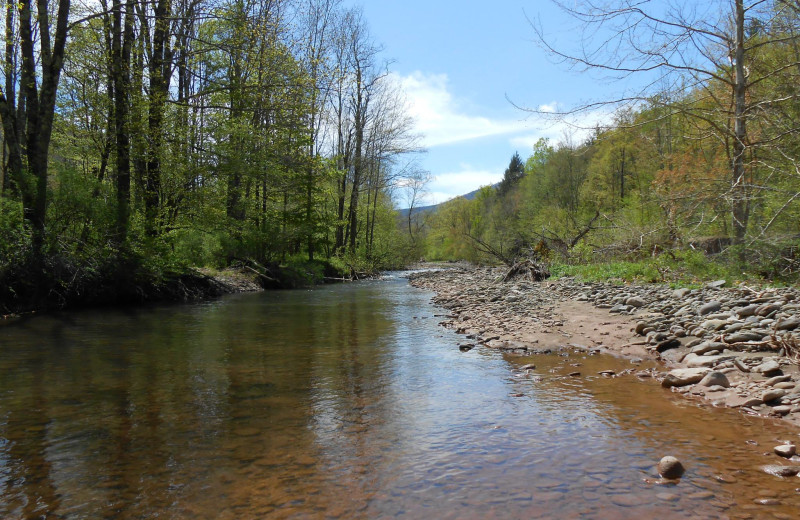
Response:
421,1,800,282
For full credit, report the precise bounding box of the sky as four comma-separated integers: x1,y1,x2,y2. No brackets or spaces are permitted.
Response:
344,0,622,206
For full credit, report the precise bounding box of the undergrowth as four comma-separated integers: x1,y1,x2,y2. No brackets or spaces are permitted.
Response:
549,250,766,287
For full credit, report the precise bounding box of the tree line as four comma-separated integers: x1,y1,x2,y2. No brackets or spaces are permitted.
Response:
421,1,800,280
0,0,422,309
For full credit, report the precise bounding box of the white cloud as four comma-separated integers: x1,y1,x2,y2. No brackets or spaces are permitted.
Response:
509,133,545,150
538,102,558,113
425,166,504,205
395,71,529,147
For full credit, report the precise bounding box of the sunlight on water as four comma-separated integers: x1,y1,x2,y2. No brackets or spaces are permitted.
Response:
2,277,800,519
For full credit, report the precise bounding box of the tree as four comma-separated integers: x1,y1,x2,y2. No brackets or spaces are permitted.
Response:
0,0,71,251
401,166,431,247
527,0,800,247
497,152,525,197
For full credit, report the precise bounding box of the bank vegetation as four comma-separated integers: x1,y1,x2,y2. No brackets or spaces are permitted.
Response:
415,1,800,286
0,0,424,314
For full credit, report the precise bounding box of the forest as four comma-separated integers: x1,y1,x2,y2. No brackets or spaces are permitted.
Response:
417,1,800,284
0,0,424,312
2,0,800,314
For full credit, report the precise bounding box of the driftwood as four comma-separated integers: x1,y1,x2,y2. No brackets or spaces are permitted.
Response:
503,258,551,282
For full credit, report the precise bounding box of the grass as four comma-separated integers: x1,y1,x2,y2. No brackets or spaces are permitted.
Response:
549,250,759,287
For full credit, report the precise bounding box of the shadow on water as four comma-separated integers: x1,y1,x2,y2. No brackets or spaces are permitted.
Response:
1,276,800,519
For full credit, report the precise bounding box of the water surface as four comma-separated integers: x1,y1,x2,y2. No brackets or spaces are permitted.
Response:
2,275,800,519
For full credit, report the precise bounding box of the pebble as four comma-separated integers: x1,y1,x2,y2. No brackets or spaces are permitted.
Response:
657,456,685,479
766,375,792,386
753,361,782,376
753,498,782,506
774,444,796,458
610,493,647,507
662,368,711,388
760,465,800,477
698,371,731,388
699,301,723,315
762,389,787,403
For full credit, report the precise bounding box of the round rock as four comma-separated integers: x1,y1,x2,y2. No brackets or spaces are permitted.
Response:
657,456,685,479
625,296,646,308
698,371,730,388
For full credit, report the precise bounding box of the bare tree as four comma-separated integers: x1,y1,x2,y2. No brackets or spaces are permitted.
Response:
401,166,431,247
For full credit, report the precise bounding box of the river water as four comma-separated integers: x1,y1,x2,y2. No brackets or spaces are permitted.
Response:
2,274,800,519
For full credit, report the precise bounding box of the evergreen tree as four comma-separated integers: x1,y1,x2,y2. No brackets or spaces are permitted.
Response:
497,152,525,197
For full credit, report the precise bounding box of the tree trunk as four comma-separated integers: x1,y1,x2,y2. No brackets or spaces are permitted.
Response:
144,0,172,237
113,0,134,243
0,0,71,252
731,0,749,247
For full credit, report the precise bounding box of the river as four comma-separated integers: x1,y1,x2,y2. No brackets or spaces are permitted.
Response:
1,274,800,519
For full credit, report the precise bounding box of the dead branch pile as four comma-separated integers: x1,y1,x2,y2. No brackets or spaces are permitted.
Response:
502,258,551,282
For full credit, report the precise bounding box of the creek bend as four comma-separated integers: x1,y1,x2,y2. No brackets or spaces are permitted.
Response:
2,275,800,519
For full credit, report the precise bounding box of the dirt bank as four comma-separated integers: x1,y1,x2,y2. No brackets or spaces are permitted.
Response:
408,265,800,432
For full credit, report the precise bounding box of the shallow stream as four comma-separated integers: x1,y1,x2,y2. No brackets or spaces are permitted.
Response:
2,274,800,519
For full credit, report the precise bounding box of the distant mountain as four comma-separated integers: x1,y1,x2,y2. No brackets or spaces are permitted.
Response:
397,185,494,219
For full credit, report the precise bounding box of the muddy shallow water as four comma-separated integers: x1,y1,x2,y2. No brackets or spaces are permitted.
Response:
2,275,800,519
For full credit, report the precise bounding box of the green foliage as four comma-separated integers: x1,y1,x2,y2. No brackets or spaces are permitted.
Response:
0,0,425,315
549,250,752,286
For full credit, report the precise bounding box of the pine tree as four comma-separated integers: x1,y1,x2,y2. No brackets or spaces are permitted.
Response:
498,152,525,197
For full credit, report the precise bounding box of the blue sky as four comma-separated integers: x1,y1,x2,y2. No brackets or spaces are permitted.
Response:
347,0,618,205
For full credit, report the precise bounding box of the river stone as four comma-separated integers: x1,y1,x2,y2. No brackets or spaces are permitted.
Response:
736,304,760,318
626,296,646,308
635,321,650,335
725,322,746,333
698,371,730,388
731,396,764,408
761,465,800,477
655,338,681,353
766,375,792,386
662,368,711,388
754,360,782,376
774,444,796,458
772,405,793,416
707,279,727,288
685,353,731,368
670,326,687,338
709,312,733,320
673,288,691,298
725,331,766,343
691,341,726,355
762,389,787,403
701,319,729,331
685,338,705,349
776,318,800,331
757,303,782,316
699,301,722,315
657,456,685,479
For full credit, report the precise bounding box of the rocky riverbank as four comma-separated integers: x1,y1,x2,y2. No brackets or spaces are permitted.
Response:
408,265,800,433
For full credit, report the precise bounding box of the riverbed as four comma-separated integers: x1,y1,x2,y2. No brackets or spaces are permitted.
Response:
1,275,800,519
